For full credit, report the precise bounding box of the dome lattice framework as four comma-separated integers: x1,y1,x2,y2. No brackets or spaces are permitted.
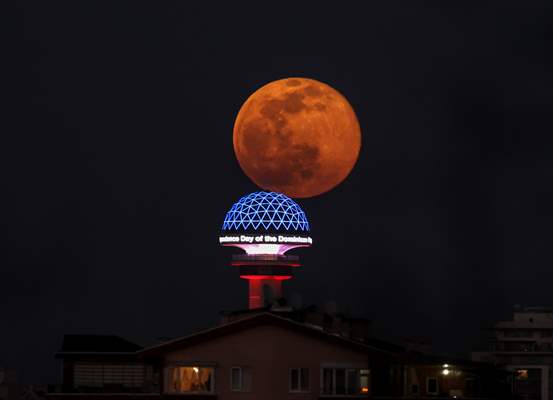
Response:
222,192,310,232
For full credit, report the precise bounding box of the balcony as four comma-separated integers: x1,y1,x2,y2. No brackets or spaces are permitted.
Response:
232,254,299,262
231,254,300,268
493,342,553,353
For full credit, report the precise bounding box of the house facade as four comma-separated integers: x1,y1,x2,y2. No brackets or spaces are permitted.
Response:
51,312,401,399
50,310,512,399
143,313,378,399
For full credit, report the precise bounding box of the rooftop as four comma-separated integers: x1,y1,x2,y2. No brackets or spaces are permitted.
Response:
139,311,397,359
56,334,142,355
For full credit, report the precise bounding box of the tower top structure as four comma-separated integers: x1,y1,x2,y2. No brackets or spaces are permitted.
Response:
219,191,312,256
222,191,310,232
219,191,312,309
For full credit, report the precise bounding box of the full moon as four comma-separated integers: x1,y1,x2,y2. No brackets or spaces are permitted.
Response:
233,77,361,198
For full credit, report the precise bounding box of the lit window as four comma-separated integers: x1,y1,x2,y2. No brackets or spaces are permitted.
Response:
360,369,370,394
165,366,214,394
515,369,529,380
289,368,309,392
321,368,369,395
231,367,252,392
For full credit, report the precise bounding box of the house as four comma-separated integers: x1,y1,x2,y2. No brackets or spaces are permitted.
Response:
51,311,403,399
50,307,512,399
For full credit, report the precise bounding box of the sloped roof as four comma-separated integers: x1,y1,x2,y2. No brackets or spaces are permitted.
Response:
57,334,142,355
139,312,398,359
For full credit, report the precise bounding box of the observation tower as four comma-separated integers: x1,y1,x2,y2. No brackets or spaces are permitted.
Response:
219,191,312,309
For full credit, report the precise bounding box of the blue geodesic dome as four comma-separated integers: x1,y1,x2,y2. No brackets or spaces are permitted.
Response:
222,191,310,232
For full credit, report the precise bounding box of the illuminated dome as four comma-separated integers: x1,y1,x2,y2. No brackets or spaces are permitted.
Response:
222,191,309,232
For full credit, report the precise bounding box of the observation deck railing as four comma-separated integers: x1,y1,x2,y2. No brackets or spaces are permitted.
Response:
231,254,299,262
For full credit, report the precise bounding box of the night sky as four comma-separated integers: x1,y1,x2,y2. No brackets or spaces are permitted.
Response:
3,1,552,382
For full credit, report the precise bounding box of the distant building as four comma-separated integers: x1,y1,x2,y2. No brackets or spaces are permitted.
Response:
0,368,19,400
472,306,553,400
402,353,511,398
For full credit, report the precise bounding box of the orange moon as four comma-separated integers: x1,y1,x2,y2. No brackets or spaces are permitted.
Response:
233,77,361,198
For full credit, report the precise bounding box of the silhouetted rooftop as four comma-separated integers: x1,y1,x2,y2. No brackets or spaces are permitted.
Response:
402,351,501,370
219,304,407,353
57,334,142,354
140,312,395,359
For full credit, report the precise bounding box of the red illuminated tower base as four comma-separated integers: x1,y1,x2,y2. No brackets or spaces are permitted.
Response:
231,254,300,309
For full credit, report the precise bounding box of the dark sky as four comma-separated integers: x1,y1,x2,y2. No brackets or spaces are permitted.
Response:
3,1,552,383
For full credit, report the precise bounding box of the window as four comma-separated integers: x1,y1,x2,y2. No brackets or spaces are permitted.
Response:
346,369,358,394
73,363,146,389
502,342,535,351
322,368,334,395
321,368,369,395
336,369,346,394
504,330,534,338
289,368,309,392
411,384,419,395
231,367,252,392
165,366,214,394
515,369,529,380
359,369,370,394
426,377,438,395
231,367,241,391
465,378,477,395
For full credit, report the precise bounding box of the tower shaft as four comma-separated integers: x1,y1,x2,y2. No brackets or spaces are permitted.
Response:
231,255,297,309
246,278,283,309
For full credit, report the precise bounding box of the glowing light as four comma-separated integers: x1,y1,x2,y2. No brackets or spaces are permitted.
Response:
222,192,309,231
220,233,312,255
516,369,529,380
361,387,369,393
442,364,449,368
442,369,450,376
240,275,292,280
219,235,312,245
229,243,306,255
192,367,199,373
242,244,282,254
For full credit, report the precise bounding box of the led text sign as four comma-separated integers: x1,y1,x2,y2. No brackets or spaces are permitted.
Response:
219,235,313,245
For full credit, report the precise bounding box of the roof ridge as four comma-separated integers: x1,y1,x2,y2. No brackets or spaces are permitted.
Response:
139,312,396,357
